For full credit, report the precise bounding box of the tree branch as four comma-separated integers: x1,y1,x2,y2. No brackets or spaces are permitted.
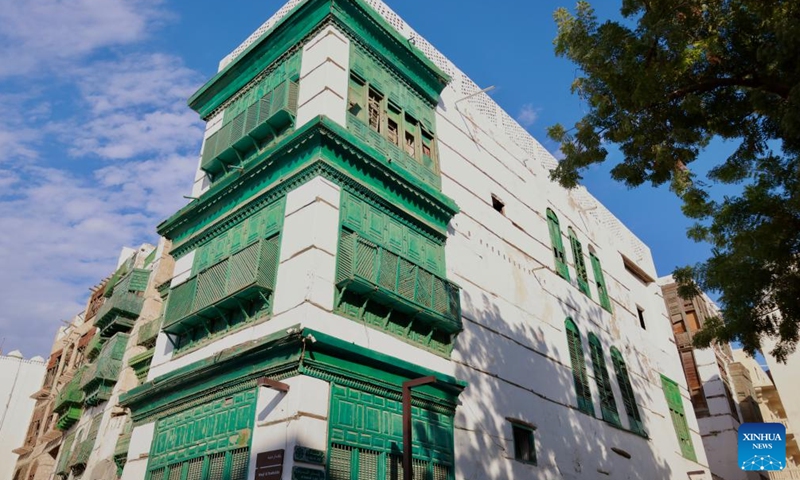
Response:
669,75,790,100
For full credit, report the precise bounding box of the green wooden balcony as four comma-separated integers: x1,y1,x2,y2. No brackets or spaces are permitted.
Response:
69,438,93,473
136,319,160,347
94,291,144,337
86,334,107,362
81,333,128,406
163,238,280,335
55,432,76,478
56,406,81,431
336,232,462,334
201,79,299,177
54,370,84,431
129,349,154,383
114,429,132,474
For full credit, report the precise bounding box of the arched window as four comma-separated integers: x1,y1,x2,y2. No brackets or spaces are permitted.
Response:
611,347,644,435
565,318,592,414
568,228,590,297
546,209,570,280
588,333,620,425
589,251,612,312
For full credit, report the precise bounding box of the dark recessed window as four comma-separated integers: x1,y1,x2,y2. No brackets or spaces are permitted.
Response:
492,195,505,215
637,306,646,329
511,423,537,464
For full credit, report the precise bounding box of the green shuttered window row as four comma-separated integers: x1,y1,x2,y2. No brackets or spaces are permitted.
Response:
335,192,459,355
588,333,619,426
163,197,285,354
565,319,645,436
329,385,454,480
590,253,612,313
95,269,149,338
201,51,302,179
565,318,592,415
611,348,644,435
661,375,697,461
348,43,441,191
546,209,570,281
568,228,590,297
146,389,257,479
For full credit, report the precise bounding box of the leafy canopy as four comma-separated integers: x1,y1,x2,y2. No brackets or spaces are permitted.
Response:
549,0,800,361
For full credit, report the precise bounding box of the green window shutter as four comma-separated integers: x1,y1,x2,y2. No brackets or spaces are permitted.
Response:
661,375,697,461
588,334,620,426
611,348,644,435
590,253,612,312
128,269,151,292
568,228,591,297
565,318,593,415
547,209,570,280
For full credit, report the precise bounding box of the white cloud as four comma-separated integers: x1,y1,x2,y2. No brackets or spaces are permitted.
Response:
0,0,164,77
516,103,539,128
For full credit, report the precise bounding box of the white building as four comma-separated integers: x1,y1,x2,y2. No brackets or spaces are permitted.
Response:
0,351,45,480
113,1,714,479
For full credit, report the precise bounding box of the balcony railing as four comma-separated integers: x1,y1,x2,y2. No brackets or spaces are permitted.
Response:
336,232,462,334
81,333,128,406
201,80,299,177
54,369,84,415
94,291,144,337
129,349,154,383
163,238,279,335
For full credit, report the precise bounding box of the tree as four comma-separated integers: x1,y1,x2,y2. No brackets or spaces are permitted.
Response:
548,0,800,361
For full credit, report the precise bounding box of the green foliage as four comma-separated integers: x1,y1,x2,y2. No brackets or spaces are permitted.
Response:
550,0,800,361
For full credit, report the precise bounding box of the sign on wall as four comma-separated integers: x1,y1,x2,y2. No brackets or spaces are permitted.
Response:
255,449,285,480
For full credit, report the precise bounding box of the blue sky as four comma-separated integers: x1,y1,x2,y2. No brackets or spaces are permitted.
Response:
0,0,722,358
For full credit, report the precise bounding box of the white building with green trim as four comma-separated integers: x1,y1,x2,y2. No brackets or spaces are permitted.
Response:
110,1,714,479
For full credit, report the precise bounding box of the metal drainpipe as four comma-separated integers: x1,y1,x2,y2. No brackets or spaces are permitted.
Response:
402,376,438,480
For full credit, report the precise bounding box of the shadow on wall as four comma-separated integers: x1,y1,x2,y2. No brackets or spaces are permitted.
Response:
451,285,678,480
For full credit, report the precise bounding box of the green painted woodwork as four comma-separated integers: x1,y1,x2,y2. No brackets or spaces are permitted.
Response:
146,447,249,480
81,333,129,406
69,414,102,474
346,42,442,191
147,388,256,471
87,334,107,362
160,118,458,261
163,235,280,337
104,257,134,298
129,268,152,292
329,384,454,465
610,347,645,436
203,78,300,178
340,191,445,276
336,229,461,333
55,405,82,431
54,367,85,426
55,431,77,478
192,197,285,275
661,375,697,461
94,291,144,337
568,228,591,297
588,333,620,426
120,327,464,425
188,0,447,120
138,319,161,348
114,419,133,476
546,209,570,281
130,349,155,383
144,247,157,268
590,253,612,313
565,318,592,415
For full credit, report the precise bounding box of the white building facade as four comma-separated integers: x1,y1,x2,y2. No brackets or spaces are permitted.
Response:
117,1,714,479
0,352,46,480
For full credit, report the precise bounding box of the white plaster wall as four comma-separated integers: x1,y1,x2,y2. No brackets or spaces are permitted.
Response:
248,376,330,480
295,25,349,129
0,354,45,480
761,337,800,436
120,422,155,480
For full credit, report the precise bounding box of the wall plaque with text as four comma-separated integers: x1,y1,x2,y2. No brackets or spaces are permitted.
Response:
255,449,285,480
292,466,326,480
293,446,326,465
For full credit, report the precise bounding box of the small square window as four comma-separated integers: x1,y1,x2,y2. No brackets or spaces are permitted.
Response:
637,306,646,329
492,194,505,215
511,423,536,464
